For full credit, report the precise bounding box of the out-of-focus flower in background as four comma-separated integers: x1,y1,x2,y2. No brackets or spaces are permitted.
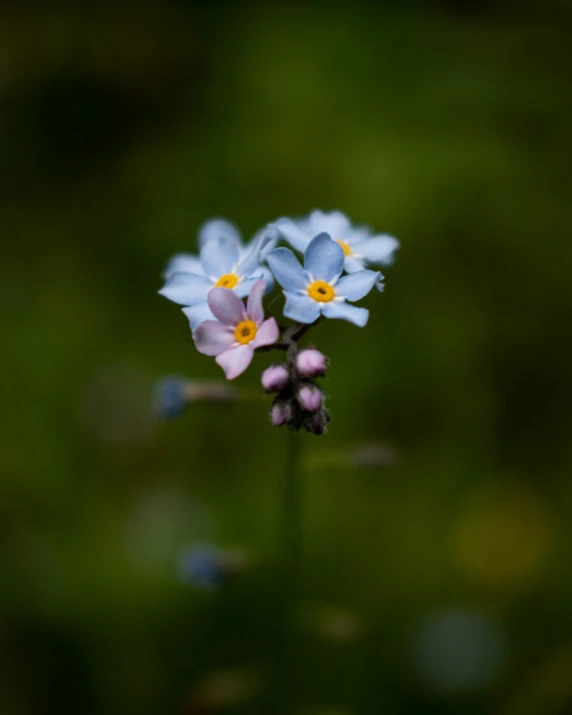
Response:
177,542,247,591
79,362,154,443
154,375,238,419
187,667,260,710
452,484,555,592
413,609,508,692
304,443,397,471
127,490,212,577
303,604,363,643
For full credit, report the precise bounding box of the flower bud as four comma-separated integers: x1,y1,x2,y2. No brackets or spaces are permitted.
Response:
306,409,329,435
297,384,323,412
261,364,289,392
296,348,327,378
270,402,292,427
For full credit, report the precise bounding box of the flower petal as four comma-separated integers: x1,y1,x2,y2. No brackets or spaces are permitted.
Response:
198,218,242,249
245,225,280,259
322,301,369,327
304,233,345,283
259,265,275,292
335,270,381,302
164,253,204,278
307,210,351,239
272,217,311,252
236,233,272,277
343,256,366,273
246,279,266,323
182,302,216,330
252,317,279,348
216,345,254,380
193,321,235,356
353,235,400,265
234,276,262,298
283,291,321,324
266,248,308,292
207,287,245,326
159,272,213,306
200,237,240,277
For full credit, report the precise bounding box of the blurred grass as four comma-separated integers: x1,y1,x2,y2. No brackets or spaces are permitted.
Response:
1,1,572,713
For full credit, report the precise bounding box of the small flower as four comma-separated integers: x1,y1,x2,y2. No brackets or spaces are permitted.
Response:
266,233,381,326
154,375,192,419
261,364,289,392
159,231,272,330
273,209,399,276
154,375,237,419
296,348,327,378
178,543,224,590
270,401,292,426
178,542,246,591
193,280,279,380
297,384,323,412
164,218,277,289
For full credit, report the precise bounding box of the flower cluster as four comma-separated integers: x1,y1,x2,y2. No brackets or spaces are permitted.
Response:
159,212,399,434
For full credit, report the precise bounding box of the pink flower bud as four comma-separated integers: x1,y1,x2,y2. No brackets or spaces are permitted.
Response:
261,364,289,393
270,402,292,427
297,384,323,412
296,349,327,378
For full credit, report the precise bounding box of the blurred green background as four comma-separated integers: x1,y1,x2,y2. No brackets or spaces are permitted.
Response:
2,0,572,713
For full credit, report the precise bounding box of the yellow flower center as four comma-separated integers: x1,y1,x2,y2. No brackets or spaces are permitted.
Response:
307,280,335,303
335,239,352,256
215,273,239,289
234,320,257,344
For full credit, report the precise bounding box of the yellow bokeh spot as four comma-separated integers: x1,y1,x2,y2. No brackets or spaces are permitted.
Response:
234,320,257,344
215,273,239,289
335,239,352,256
452,485,554,590
308,280,335,302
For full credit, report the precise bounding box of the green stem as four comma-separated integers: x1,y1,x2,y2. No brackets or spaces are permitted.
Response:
278,429,302,713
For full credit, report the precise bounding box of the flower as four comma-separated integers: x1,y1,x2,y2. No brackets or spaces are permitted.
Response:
164,218,277,289
193,280,279,380
270,402,292,426
297,384,323,412
261,364,289,392
159,231,272,330
296,348,327,378
178,542,246,591
273,209,399,280
178,543,226,590
266,233,381,326
154,375,192,419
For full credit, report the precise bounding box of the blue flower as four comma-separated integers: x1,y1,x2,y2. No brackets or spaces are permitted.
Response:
159,228,273,330
178,543,226,590
154,375,192,420
273,210,399,285
164,218,277,289
266,233,381,327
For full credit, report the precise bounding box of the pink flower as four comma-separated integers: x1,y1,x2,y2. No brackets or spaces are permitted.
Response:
270,402,292,426
296,348,327,378
261,364,289,392
297,384,323,412
193,280,279,380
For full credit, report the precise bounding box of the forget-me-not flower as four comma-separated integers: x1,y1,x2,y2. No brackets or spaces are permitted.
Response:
273,210,399,281
159,233,271,329
164,218,276,289
193,280,279,380
266,233,380,327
